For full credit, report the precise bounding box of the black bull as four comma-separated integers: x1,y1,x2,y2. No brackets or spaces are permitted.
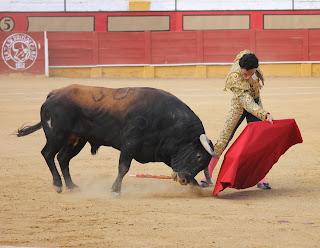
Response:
17,84,214,194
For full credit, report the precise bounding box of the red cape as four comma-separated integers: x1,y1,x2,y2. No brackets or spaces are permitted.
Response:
213,119,303,196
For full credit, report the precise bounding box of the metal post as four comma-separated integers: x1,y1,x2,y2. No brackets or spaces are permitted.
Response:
292,0,295,10
44,31,49,77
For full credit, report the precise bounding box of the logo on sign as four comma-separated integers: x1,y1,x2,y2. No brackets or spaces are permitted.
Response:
1,33,38,70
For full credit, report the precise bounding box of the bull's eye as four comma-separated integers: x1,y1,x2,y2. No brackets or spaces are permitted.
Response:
196,153,201,160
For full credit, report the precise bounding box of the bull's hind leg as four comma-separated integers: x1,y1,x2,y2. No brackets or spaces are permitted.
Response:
57,138,86,191
40,102,74,193
111,152,133,194
41,142,64,193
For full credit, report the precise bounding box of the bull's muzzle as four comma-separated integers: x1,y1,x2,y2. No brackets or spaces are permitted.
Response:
178,177,189,185
172,172,191,185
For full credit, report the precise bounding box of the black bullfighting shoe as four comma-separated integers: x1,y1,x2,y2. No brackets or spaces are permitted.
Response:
257,182,272,190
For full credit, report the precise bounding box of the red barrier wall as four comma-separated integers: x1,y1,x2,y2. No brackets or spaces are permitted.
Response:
46,30,320,67
255,30,308,61
98,32,147,64
203,30,253,62
48,32,97,66
151,32,199,64
2,10,320,32
0,32,45,74
309,30,320,61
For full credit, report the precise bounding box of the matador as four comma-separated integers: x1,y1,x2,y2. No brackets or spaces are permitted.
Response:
201,50,273,190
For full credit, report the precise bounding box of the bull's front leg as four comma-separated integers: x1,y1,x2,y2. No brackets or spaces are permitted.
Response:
111,152,132,194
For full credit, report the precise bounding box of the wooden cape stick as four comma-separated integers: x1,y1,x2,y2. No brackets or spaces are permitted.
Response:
129,173,173,179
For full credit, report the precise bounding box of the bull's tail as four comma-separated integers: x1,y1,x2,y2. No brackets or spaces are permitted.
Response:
17,122,42,137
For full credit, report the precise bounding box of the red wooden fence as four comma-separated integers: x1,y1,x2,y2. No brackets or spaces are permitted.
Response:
47,30,320,67
309,30,320,61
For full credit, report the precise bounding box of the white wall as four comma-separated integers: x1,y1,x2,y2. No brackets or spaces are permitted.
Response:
151,0,176,11
1,0,319,12
66,0,176,11
294,0,320,9
177,0,293,10
66,0,128,11
0,0,64,11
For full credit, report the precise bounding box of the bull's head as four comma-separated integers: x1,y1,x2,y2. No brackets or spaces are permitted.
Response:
171,134,214,185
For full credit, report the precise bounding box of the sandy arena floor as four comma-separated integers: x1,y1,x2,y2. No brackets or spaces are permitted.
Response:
0,75,319,248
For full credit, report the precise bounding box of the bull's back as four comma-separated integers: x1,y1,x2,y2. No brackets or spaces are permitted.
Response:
45,84,201,139
48,84,191,119
48,84,137,115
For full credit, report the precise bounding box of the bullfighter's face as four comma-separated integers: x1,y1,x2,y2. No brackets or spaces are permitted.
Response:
241,68,256,80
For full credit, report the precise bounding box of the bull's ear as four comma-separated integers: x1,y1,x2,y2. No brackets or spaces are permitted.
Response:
199,134,214,156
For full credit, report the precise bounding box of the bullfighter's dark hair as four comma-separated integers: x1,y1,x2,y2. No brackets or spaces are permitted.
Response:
239,53,259,70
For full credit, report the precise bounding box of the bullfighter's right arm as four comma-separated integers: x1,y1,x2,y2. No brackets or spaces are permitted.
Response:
227,73,269,121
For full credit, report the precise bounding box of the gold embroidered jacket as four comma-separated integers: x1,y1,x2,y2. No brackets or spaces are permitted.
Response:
214,50,269,157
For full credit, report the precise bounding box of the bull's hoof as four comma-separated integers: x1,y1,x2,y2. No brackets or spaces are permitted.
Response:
111,182,121,194
111,184,121,197
53,185,63,193
53,178,63,193
111,191,121,198
67,184,80,192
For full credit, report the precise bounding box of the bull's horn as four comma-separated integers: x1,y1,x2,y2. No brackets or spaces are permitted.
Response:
199,134,214,156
